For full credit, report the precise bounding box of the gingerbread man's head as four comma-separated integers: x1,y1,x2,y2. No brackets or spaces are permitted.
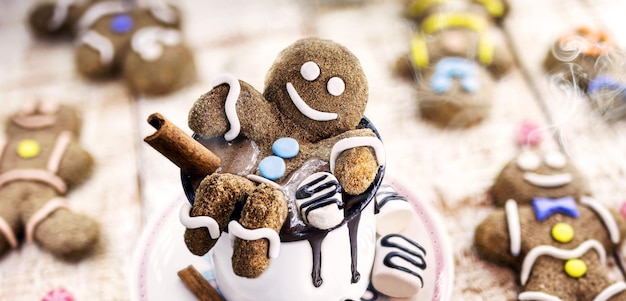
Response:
263,37,368,142
6,101,82,137
491,149,589,207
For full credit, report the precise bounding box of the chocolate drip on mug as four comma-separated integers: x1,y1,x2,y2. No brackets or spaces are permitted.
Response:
307,231,329,287
348,212,362,283
380,233,427,287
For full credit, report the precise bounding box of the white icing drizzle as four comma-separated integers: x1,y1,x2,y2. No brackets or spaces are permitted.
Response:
329,136,385,173
48,0,76,31
227,221,281,258
593,282,626,301
79,30,115,65
210,74,241,141
580,196,621,244
179,202,221,239
518,291,563,301
131,27,182,61
149,5,179,25
505,199,521,256
326,77,345,96
522,172,573,188
300,61,320,81
75,1,127,34
544,151,567,169
246,174,281,190
516,151,540,171
520,239,606,285
286,82,338,121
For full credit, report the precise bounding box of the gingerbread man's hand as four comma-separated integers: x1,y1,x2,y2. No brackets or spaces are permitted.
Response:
188,76,267,141
334,146,378,195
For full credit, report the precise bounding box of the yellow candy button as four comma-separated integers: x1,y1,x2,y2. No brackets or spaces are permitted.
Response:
16,139,41,159
551,223,574,243
564,259,587,278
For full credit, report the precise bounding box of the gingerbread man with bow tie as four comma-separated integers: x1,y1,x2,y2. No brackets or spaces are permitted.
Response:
474,125,626,300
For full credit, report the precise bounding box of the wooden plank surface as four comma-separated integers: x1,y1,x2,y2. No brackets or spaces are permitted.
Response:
0,0,625,300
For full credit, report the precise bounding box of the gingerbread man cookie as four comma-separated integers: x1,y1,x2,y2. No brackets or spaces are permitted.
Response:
544,27,626,121
146,38,442,301
475,146,626,300
0,102,99,260
29,0,196,95
396,0,514,127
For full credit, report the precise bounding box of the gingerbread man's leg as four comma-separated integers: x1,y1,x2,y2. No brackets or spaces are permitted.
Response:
19,183,99,260
0,184,23,255
184,173,256,256
231,184,288,278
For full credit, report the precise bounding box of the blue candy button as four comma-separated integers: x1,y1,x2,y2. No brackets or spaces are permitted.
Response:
258,156,286,180
110,14,134,34
272,137,299,159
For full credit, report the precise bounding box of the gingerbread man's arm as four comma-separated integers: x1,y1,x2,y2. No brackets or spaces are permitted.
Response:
327,129,384,195
57,141,94,189
188,78,279,144
474,209,519,268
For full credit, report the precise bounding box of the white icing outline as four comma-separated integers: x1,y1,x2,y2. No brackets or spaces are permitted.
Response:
246,174,281,190
79,30,114,65
210,74,242,141
544,151,567,169
179,202,221,239
75,1,126,34
516,151,541,171
523,172,573,188
519,291,563,301
520,239,605,285
286,82,338,121
505,199,521,256
580,196,620,244
326,77,345,96
48,0,75,31
594,282,626,301
300,61,320,81
329,136,385,173
131,27,182,61
149,5,178,24
227,221,281,258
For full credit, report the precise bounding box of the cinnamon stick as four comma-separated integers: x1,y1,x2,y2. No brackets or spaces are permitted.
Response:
144,113,220,177
177,265,225,301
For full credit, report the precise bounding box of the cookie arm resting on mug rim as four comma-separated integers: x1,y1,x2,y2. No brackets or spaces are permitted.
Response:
188,75,272,140
474,209,519,267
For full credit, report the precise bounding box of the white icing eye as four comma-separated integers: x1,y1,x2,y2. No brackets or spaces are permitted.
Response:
327,77,345,96
300,61,320,81
516,151,541,171
544,151,567,169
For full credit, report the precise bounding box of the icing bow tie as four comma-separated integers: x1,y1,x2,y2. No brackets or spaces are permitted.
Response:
532,196,579,222
430,57,480,94
588,74,626,99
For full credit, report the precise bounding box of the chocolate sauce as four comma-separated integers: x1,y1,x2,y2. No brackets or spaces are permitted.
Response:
347,212,362,283
377,185,408,208
380,233,427,288
307,231,329,287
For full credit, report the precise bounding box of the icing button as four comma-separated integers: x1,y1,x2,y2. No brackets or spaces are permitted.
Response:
564,258,587,278
272,137,299,159
551,223,574,243
17,139,40,159
258,156,286,180
110,14,134,34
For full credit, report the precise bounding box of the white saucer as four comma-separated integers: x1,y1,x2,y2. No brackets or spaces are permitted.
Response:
130,179,454,301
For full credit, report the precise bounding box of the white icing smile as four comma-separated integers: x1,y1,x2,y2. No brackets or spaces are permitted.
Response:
523,172,573,188
286,82,338,121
